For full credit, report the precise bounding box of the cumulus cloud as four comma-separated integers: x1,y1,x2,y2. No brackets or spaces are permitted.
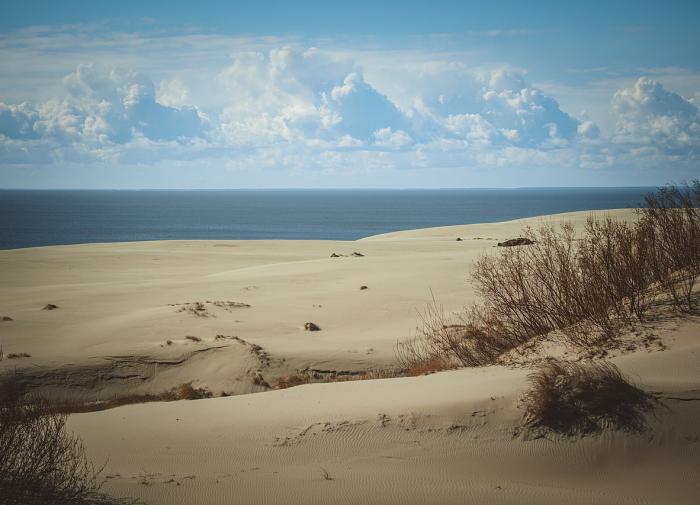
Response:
325,73,406,139
613,77,700,154
372,127,412,149
61,64,206,143
217,48,406,147
1,36,697,183
577,120,600,139
389,67,586,149
442,113,497,144
480,71,581,147
1,64,206,165
0,102,40,139
437,70,581,147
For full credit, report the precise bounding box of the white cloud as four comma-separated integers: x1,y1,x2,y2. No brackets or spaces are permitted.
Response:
577,120,600,139
443,113,496,144
0,27,698,186
612,77,700,154
372,127,412,149
478,70,581,147
0,102,41,139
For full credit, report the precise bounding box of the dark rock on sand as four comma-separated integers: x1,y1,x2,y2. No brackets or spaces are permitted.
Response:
330,253,341,258
304,322,321,331
1,316,12,321
456,237,462,241
43,304,59,310
497,238,535,247
351,252,364,257
360,285,368,290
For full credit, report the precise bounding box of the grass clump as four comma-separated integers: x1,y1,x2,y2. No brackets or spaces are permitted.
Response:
522,359,656,435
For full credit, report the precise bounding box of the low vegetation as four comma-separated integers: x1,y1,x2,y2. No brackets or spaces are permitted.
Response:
0,376,139,505
522,359,656,435
27,382,213,415
396,181,700,372
272,368,402,389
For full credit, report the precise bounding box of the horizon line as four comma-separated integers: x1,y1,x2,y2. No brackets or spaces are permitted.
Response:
0,186,660,191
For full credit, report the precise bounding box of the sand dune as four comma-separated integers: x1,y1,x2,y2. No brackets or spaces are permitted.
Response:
68,318,700,505
0,208,634,398
2,208,699,504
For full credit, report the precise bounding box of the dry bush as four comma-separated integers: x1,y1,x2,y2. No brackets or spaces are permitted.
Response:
395,182,699,368
252,373,270,388
271,368,402,389
170,383,211,401
638,180,700,311
471,206,688,348
273,373,311,389
47,383,212,414
580,216,654,321
572,216,656,341
0,376,139,505
522,359,656,435
395,299,517,370
403,356,453,376
472,224,580,343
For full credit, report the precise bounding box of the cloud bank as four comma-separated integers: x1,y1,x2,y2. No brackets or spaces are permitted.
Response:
0,30,699,186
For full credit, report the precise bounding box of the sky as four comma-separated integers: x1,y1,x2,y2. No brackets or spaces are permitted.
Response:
0,1,699,188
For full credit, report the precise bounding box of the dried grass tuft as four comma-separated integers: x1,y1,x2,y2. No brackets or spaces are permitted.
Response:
522,359,656,435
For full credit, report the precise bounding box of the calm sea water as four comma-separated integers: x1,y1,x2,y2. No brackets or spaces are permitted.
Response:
0,188,652,250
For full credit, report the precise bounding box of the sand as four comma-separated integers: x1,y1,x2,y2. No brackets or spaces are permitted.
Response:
1,208,699,504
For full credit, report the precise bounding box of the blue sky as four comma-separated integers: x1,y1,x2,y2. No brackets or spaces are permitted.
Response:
1,1,699,188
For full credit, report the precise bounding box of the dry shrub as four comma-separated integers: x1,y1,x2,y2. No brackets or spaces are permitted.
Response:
252,374,270,388
522,359,656,435
272,368,402,389
395,182,699,368
273,373,311,389
472,183,700,348
579,216,654,322
472,222,637,347
638,181,700,311
395,299,517,370
170,382,211,400
0,376,138,505
404,356,453,376
47,383,212,414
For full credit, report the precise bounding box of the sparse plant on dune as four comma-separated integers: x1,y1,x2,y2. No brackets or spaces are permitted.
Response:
170,382,211,400
395,182,699,369
272,373,311,389
638,180,700,311
522,359,656,435
0,375,140,505
395,298,517,370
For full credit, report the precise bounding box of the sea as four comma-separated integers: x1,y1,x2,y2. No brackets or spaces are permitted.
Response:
0,188,653,250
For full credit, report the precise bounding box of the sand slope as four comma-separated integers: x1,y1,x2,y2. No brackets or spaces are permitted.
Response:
68,318,700,505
